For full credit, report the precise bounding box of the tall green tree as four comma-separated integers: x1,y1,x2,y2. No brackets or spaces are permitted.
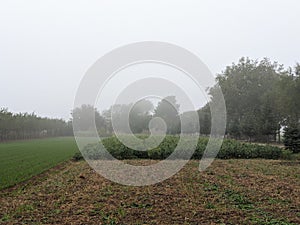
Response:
198,104,211,136
154,96,180,134
72,105,106,132
211,57,283,141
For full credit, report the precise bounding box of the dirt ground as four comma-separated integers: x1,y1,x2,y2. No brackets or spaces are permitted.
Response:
0,159,299,224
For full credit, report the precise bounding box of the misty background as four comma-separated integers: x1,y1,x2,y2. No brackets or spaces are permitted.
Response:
1,0,299,120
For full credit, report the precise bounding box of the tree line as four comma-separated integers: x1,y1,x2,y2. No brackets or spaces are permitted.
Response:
73,57,299,145
1,57,299,146
72,96,181,135
0,109,72,141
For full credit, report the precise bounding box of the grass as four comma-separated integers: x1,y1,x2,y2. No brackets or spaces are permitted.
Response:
0,159,299,224
0,137,78,190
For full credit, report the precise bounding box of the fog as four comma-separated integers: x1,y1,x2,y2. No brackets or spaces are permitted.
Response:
1,0,299,120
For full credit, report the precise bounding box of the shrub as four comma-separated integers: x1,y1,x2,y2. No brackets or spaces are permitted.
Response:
283,127,300,153
72,152,84,161
81,135,284,160
147,147,162,159
280,149,293,160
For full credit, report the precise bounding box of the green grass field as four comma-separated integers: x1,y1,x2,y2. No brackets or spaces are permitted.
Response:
0,137,78,190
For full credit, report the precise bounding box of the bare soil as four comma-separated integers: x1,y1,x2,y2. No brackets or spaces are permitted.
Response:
0,159,299,224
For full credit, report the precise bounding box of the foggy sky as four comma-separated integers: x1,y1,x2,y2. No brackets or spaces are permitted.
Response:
1,0,299,120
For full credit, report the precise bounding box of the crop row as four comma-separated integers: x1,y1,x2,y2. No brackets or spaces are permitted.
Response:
81,135,287,160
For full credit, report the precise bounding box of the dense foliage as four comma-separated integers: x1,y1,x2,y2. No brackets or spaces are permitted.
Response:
0,109,72,141
283,126,300,153
209,58,300,143
81,135,284,160
72,58,299,147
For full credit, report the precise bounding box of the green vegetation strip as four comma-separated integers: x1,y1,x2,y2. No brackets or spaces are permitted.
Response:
83,135,287,160
0,137,78,190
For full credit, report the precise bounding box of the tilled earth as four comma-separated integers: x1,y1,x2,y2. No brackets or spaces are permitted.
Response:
0,159,299,224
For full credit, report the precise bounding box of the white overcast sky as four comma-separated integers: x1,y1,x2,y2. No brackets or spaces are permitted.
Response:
0,0,299,120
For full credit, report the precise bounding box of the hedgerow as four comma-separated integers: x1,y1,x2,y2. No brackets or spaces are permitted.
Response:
81,135,284,160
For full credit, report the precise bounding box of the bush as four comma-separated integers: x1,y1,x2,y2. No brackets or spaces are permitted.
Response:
283,127,300,153
148,147,162,159
72,152,84,161
81,135,284,160
280,149,293,160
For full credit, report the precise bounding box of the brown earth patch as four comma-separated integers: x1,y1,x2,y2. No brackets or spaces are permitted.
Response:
0,159,299,224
